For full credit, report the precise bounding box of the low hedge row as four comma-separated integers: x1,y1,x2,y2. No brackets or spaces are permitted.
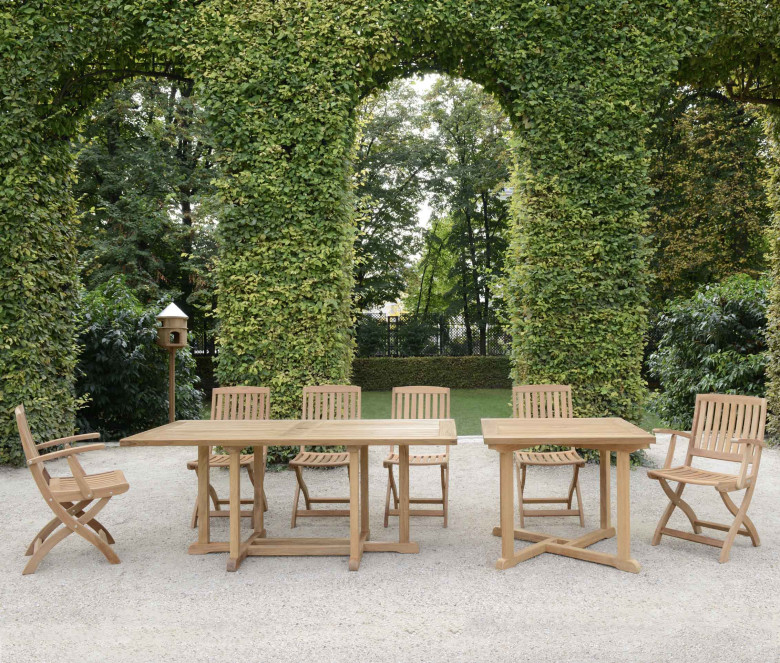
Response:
351,357,511,391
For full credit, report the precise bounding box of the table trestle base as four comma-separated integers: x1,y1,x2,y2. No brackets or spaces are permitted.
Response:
492,525,638,573
191,531,420,571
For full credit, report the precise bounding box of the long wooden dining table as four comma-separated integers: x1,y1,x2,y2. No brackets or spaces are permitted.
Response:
121,418,457,571
482,417,654,573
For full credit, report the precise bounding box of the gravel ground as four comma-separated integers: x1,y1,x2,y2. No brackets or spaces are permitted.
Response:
1,434,779,662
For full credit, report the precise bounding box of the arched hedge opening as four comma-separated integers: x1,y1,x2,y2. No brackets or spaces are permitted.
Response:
0,1,733,462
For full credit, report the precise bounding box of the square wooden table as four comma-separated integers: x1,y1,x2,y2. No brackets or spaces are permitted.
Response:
121,419,457,571
481,417,654,573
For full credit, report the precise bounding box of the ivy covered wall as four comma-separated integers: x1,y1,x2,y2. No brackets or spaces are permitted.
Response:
1,1,707,462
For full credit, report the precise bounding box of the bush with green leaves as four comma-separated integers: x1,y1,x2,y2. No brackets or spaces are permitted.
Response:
1,1,727,461
648,274,768,429
76,277,202,440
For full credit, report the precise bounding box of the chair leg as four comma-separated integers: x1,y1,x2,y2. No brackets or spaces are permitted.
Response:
208,483,221,511
191,496,200,529
570,465,585,527
652,480,700,545
291,484,301,529
384,466,393,528
26,500,89,555
441,464,449,528
246,464,268,514
24,497,118,575
515,461,525,528
389,465,399,509
719,485,757,564
720,490,760,547
71,505,116,544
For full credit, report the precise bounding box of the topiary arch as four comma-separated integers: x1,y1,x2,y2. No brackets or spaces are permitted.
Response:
1,1,756,463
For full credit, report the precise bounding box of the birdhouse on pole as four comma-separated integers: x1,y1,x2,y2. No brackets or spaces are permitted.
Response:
156,303,188,349
156,303,188,423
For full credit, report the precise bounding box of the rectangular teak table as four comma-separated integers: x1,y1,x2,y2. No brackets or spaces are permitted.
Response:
481,417,654,574
121,419,457,571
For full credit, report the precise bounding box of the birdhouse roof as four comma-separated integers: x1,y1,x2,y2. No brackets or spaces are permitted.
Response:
156,303,188,320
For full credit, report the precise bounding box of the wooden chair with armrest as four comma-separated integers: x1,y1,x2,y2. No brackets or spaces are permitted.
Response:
648,393,767,563
15,404,129,575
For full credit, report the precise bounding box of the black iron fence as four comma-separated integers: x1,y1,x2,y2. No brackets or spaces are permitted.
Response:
356,312,510,357
192,313,512,357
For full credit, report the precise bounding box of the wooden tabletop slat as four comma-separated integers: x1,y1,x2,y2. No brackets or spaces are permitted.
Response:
482,417,654,451
120,419,458,447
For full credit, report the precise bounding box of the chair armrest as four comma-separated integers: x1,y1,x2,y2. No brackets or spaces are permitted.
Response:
655,430,691,469
732,439,766,490
652,429,691,438
28,444,106,465
36,432,101,450
731,438,767,449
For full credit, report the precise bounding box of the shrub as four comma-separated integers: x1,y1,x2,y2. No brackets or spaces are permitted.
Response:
648,274,768,429
352,356,511,391
76,277,202,440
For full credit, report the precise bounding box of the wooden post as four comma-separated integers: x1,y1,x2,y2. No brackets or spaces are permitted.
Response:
168,348,176,423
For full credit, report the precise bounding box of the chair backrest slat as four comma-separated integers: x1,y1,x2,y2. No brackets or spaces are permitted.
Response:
389,386,450,455
300,385,361,453
210,387,270,455
15,405,56,498
513,384,572,419
689,394,766,464
512,385,574,451
211,386,270,422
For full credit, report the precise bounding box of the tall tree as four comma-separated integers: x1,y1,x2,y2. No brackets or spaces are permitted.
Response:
74,79,216,317
352,81,443,310
647,89,770,303
410,78,512,354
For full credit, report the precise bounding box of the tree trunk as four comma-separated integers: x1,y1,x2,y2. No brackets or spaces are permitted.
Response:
460,247,473,355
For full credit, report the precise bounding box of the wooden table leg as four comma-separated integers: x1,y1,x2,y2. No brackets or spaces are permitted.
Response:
496,450,516,570
615,450,640,573
399,444,410,544
348,447,361,571
226,447,244,572
360,445,369,540
253,445,265,537
599,449,611,529
197,445,210,545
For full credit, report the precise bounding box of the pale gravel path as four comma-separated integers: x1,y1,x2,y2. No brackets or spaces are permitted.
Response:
1,434,779,662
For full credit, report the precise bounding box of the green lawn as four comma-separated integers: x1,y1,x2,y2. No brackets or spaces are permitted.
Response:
202,388,664,437
362,389,512,435
363,389,664,436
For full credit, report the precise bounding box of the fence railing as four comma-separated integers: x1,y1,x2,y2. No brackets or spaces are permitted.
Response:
356,312,510,357
192,314,512,358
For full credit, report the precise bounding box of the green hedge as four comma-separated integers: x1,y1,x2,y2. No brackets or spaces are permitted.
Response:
352,357,511,391
0,1,709,462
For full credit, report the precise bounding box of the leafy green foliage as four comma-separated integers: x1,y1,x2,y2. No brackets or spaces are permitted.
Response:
353,81,442,310
648,275,768,429
76,277,202,440
765,111,780,438
647,90,769,304
407,79,511,355
0,0,718,462
75,78,217,315
352,357,511,391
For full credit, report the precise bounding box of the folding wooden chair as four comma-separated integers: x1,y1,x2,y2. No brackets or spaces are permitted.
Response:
512,385,585,527
15,404,129,575
289,385,361,527
383,386,451,528
648,393,767,563
187,386,270,528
